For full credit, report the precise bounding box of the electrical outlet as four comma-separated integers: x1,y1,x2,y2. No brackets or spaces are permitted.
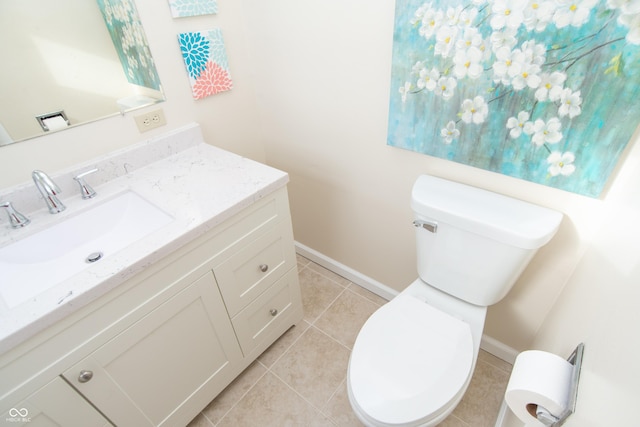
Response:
134,108,167,132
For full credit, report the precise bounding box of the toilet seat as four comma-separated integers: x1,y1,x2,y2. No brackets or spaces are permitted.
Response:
348,293,474,426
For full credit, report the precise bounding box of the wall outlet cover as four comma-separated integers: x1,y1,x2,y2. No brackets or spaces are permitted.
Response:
134,108,167,132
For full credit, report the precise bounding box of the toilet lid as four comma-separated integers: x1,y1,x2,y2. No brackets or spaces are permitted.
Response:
349,294,473,425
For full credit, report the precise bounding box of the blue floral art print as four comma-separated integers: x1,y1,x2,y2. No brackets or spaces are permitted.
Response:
178,29,233,99
387,0,640,197
168,0,218,18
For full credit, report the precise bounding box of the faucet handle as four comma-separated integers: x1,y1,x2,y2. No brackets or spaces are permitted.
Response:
1,201,31,228
73,168,98,199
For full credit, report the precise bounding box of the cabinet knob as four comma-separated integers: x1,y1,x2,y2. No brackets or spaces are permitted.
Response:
78,370,94,383
259,264,269,273
269,308,278,316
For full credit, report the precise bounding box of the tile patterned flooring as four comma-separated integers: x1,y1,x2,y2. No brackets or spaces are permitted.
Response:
187,255,512,427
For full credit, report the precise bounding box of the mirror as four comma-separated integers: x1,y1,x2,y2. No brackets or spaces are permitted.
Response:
0,0,165,146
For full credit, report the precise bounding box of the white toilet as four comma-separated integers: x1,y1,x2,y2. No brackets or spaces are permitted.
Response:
347,175,563,427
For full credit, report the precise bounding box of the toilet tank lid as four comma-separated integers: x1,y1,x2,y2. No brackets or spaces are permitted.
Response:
411,175,563,249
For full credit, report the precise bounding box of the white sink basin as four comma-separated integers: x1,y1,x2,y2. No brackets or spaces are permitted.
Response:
0,191,173,308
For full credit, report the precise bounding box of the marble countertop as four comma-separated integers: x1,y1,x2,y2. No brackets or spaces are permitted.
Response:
0,124,288,354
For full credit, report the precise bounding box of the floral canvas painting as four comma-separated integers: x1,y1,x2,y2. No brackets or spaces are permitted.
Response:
96,0,161,91
168,0,218,18
387,0,640,197
178,29,233,99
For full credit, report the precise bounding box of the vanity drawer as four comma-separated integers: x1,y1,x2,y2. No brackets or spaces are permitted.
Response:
231,268,302,355
213,220,295,317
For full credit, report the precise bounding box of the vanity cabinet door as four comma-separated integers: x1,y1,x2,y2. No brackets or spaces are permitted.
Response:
62,271,242,427
2,376,111,427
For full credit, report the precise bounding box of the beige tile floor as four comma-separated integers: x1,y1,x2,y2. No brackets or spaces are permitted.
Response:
187,255,512,427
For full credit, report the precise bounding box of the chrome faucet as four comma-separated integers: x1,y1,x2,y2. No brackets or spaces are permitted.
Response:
32,170,66,214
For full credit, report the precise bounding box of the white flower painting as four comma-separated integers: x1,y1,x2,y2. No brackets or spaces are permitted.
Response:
387,0,640,197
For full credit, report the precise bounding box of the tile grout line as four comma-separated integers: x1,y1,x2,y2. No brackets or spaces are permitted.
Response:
267,360,343,425
210,364,270,426
306,264,352,290
317,376,350,426
303,267,350,327
310,322,354,354
344,283,387,308
259,319,311,368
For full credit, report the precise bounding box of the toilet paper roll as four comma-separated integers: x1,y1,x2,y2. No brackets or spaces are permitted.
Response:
42,115,69,131
505,350,573,427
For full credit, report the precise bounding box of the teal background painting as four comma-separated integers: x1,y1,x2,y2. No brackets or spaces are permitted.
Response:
96,0,161,91
387,0,640,197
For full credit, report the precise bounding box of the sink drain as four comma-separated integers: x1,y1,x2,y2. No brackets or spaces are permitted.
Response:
86,251,104,263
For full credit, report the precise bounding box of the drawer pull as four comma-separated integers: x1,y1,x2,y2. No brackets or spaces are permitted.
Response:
259,264,269,273
78,370,94,383
269,308,278,316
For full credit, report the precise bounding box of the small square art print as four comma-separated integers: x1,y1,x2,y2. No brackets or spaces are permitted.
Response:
168,0,217,18
387,0,640,197
178,29,233,99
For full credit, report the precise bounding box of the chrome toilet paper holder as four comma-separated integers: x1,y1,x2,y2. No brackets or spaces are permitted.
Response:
36,110,70,131
536,342,585,426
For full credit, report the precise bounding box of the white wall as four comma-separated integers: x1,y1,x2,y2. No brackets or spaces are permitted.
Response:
0,0,265,189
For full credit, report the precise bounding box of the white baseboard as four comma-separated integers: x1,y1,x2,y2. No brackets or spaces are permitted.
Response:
294,242,398,301
480,334,519,365
295,241,519,365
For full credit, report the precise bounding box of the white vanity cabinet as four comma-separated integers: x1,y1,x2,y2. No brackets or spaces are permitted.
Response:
0,187,302,427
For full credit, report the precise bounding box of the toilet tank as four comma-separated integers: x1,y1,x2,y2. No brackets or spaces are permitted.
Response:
411,175,562,307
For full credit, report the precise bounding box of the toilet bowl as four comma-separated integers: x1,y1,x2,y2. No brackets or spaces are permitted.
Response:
347,175,563,426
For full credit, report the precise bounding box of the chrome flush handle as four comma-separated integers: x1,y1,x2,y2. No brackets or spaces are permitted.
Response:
413,219,438,233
